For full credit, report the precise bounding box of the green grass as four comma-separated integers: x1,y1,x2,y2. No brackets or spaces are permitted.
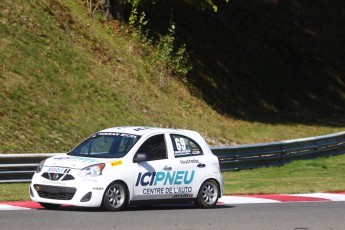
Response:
0,183,30,202
223,154,345,195
1,154,345,202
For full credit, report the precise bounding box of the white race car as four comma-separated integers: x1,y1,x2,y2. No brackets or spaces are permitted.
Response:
30,127,224,211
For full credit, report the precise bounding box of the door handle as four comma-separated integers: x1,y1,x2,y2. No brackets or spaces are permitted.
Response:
163,166,172,171
197,163,206,168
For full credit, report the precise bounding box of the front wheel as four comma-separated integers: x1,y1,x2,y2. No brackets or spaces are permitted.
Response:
196,179,219,208
102,182,128,211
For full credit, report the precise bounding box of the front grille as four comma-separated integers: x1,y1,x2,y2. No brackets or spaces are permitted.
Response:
42,173,75,181
62,174,75,181
34,184,76,200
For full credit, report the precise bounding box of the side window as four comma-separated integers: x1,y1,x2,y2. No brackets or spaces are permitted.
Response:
171,135,203,158
136,134,167,161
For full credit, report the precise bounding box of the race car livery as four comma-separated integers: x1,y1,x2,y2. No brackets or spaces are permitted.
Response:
29,127,224,211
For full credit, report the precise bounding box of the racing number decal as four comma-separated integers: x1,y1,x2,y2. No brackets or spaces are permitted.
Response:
173,136,192,157
172,135,203,157
174,137,186,151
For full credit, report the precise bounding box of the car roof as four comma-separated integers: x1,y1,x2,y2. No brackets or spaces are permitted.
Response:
99,126,199,137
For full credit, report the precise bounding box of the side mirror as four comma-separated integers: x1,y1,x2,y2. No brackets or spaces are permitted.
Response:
133,152,149,163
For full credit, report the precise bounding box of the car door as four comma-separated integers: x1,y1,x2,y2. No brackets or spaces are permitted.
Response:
132,134,174,201
166,133,207,199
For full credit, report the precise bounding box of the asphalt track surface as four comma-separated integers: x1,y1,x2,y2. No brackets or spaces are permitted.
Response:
1,202,345,230
1,201,345,229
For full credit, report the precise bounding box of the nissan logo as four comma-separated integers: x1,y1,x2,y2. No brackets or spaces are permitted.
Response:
53,174,59,180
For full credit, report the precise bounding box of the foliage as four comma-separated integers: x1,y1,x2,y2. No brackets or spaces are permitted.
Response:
127,0,229,12
185,0,229,12
154,21,192,77
83,0,193,80
128,3,192,83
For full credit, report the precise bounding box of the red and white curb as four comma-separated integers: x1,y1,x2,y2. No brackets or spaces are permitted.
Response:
1,192,345,210
0,201,42,211
218,192,345,204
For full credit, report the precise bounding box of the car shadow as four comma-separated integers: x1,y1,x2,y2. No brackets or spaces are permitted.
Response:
39,203,235,212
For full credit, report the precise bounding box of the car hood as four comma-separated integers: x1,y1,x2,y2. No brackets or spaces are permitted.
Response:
44,155,111,170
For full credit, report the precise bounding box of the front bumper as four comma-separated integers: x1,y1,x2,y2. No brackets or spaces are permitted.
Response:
30,171,107,207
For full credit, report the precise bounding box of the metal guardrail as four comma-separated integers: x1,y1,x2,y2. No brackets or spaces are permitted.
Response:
212,131,345,171
0,131,345,183
0,153,61,183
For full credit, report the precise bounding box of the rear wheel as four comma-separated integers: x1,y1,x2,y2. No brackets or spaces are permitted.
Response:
196,179,219,208
39,202,61,210
102,182,128,211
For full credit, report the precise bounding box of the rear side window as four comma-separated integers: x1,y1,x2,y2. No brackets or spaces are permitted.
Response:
170,134,203,158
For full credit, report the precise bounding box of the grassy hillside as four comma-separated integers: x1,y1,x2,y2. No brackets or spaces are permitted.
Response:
0,0,344,153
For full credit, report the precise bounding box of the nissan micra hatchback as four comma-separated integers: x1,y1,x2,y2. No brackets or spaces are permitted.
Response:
30,127,223,211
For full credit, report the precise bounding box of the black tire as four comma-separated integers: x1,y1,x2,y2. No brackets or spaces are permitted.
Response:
102,181,128,211
39,202,61,210
196,179,219,208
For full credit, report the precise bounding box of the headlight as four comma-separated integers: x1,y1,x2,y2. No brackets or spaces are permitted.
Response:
36,160,46,173
79,163,105,177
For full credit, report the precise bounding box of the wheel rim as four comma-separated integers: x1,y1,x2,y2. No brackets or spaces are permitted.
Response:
201,182,218,205
106,184,125,208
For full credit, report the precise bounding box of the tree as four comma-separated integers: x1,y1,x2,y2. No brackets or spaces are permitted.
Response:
102,0,228,21
103,0,126,21
85,0,127,21
184,0,229,12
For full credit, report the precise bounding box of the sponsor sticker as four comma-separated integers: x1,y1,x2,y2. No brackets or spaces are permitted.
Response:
141,187,193,195
47,167,65,173
54,156,102,164
135,170,195,196
41,180,66,186
180,159,199,164
135,170,195,187
96,132,138,139
173,194,193,198
110,160,122,167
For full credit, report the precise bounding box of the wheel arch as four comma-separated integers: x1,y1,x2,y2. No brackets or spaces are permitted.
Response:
104,179,131,205
199,177,222,198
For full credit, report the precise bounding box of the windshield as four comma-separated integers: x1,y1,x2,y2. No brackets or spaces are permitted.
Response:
68,132,141,158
